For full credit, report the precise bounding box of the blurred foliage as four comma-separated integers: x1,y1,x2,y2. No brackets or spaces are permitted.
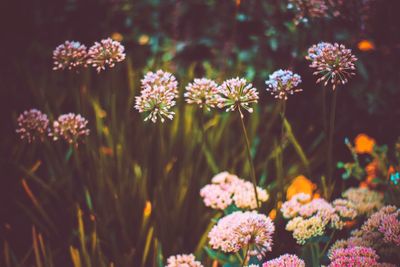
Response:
1,0,400,266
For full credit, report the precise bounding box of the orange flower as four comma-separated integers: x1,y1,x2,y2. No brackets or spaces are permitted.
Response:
354,134,376,154
111,32,123,42
269,209,277,220
357,40,375,52
286,175,316,200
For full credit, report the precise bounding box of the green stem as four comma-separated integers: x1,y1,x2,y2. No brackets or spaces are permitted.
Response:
320,230,335,259
327,89,338,199
240,244,250,267
279,100,286,202
238,108,260,210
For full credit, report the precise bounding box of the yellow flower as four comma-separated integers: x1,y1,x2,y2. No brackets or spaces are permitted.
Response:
111,32,123,42
357,40,375,52
286,175,316,200
138,34,150,45
354,134,375,154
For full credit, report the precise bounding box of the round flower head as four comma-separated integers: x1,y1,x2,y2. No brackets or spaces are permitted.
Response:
288,0,329,23
265,69,302,100
16,109,49,143
342,187,383,215
166,254,203,267
50,113,89,146
208,211,275,259
290,216,326,244
306,42,357,90
184,78,219,110
328,246,379,267
262,254,305,267
87,38,125,72
53,41,88,71
134,70,179,123
217,77,259,116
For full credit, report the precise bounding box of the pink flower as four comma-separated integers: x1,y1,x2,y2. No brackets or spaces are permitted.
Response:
262,254,305,267
184,78,219,110
265,69,302,100
16,109,49,143
328,246,379,267
50,113,89,146
87,38,125,72
166,254,203,267
53,41,88,71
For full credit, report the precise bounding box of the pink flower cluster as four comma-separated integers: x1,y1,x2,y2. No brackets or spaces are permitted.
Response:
208,211,275,259
166,254,203,267
200,172,269,210
184,78,219,110
262,254,305,267
217,77,259,115
16,109,49,143
342,187,383,215
306,42,357,90
134,70,179,123
328,246,379,267
265,69,302,100
53,38,125,72
50,113,90,146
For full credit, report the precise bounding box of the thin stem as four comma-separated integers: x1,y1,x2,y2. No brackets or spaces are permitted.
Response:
279,100,286,202
240,244,250,267
238,108,260,210
320,230,335,259
327,89,338,199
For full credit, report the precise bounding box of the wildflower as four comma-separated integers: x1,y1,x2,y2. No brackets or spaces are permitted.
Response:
286,175,316,200
290,216,326,244
87,38,125,72
208,211,275,259
358,40,375,52
328,246,379,267
16,109,49,143
354,134,376,154
111,32,123,42
184,78,219,110
288,0,329,23
378,212,400,246
166,254,203,267
262,254,305,267
342,187,383,215
53,41,88,70
134,70,178,123
138,34,150,45
50,113,89,145
200,172,269,210
281,193,311,219
331,199,358,229
265,69,302,100
217,77,259,116
306,42,357,90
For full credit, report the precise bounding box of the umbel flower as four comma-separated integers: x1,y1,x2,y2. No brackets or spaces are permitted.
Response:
53,41,88,71
134,70,179,123
16,109,49,143
166,254,203,267
50,113,89,146
265,69,302,100
262,254,305,267
200,172,269,210
87,38,125,72
328,246,380,267
184,78,219,110
342,187,383,215
306,42,357,90
217,77,259,116
208,211,275,259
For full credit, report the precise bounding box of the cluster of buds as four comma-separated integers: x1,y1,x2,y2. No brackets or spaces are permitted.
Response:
87,38,126,72
306,42,357,90
265,69,302,100
53,41,88,70
16,109,49,143
184,78,219,110
50,113,90,146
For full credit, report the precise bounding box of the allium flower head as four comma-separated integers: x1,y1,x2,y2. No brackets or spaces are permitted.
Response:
306,42,357,90
265,69,302,100
328,246,379,267
16,109,49,143
184,78,219,110
288,0,329,23
208,211,275,259
166,254,203,267
50,113,89,145
134,70,179,123
262,254,305,267
217,77,259,115
200,172,269,210
88,38,125,72
53,41,88,70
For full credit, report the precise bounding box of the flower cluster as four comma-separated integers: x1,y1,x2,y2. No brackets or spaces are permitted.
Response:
328,246,380,267
217,78,259,115
16,109,49,143
166,254,203,267
288,0,329,23
208,211,275,259
306,42,357,90
53,41,88,71
200,172,269,210
50,113,90,145
87,38,126,72
281,193,357,244
265,69,302,100
184,78,219,110
262,254,305,267
331,205,400,260
134,70,179,123
342,187,383,215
